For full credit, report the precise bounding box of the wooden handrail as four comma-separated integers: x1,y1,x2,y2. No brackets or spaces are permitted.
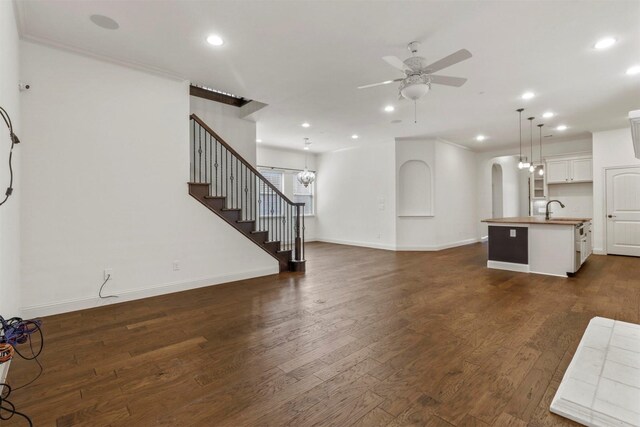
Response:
190,114,304,206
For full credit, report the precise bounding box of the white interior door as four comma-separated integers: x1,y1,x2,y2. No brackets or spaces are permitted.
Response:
606,167,640,256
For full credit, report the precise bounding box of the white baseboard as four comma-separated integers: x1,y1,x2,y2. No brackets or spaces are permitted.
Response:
593,248,606,255
487,260,530,273
21,266,278,318
315,237,480,252
396,238,480,251
313,238,396,251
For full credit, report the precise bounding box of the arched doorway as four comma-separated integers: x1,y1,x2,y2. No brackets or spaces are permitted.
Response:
492,163,503,218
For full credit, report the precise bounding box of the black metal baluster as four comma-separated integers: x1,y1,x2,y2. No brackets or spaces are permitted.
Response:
191,120,195,181
198,126,202,182
204,130,208,185
271,187,275,242
236,158,239,209
245,166,248,221
225,148,228,204
288,204,291,251
232,158,236,209
206,134,210,195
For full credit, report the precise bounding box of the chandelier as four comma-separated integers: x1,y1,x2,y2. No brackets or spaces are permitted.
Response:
297,138,315,188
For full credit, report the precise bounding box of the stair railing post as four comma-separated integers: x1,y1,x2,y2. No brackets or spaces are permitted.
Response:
294,204,302,261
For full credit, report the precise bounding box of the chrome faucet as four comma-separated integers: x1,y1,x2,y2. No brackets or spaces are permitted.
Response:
545,199,565,220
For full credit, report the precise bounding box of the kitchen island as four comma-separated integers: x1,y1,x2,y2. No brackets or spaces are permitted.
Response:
482,217,592,277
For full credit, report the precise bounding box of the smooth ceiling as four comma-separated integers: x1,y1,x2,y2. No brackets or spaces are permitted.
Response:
16,0,640,152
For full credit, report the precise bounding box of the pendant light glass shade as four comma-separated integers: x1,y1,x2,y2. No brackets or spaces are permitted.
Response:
517,108,525,169
297,138,315,188
537,123,544,176
527,116,535,172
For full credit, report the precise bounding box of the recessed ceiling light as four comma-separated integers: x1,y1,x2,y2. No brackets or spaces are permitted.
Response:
626,65,640,76
556,125,568,131
475,135,486,141
384,105,395,112
301,122,310,128
542,111,555,118
594,37,616,50
521,92,535,100
90,14,119,30
303,146,310,150
351,134,359,139
256,139,262,143
206,34,224,46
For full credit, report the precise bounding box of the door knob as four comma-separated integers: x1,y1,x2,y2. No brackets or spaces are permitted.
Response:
608,214,616,218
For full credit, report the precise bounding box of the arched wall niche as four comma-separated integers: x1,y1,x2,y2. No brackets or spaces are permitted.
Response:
398,160,433,216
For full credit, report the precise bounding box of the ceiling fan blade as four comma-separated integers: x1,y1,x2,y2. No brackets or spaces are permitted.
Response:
429,75,467,87
383,56,411,72
357,78,403,89
424,49,472,73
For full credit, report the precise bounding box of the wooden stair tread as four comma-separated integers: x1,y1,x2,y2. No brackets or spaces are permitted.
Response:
236,220,254,224
204,196,225,199
187,182,210,185
221,208,241,212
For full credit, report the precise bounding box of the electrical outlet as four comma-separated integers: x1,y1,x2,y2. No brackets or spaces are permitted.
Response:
104,269,113,280
173,260,180,271
510,229,517,238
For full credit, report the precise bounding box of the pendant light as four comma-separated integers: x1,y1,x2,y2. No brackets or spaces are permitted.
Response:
537,124,544,176
528,117,535,172
517,108,525,169
297,138,315,188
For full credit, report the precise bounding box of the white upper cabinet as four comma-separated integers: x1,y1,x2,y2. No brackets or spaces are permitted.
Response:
545,155,592,184
571,158,593,182
547,160,571,183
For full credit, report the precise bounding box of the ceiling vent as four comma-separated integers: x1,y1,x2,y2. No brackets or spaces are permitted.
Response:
630,110,640,159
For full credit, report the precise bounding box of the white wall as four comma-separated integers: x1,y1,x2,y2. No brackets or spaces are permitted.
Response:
256,145,317,240
0,1,21,317
396,139,478,250
20,42,278,317
190,96,257,165
257,145,317,171
592,127,640,253
547,183,593,218
316,142,396,249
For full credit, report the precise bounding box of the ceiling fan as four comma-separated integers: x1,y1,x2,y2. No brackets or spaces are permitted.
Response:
358,42,472,101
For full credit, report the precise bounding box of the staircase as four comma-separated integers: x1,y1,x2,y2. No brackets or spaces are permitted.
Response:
188,114,306,272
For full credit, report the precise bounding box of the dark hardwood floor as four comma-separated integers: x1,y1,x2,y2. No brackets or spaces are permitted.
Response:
5,242,640,426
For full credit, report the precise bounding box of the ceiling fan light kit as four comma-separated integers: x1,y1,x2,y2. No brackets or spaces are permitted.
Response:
399,75,430,101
